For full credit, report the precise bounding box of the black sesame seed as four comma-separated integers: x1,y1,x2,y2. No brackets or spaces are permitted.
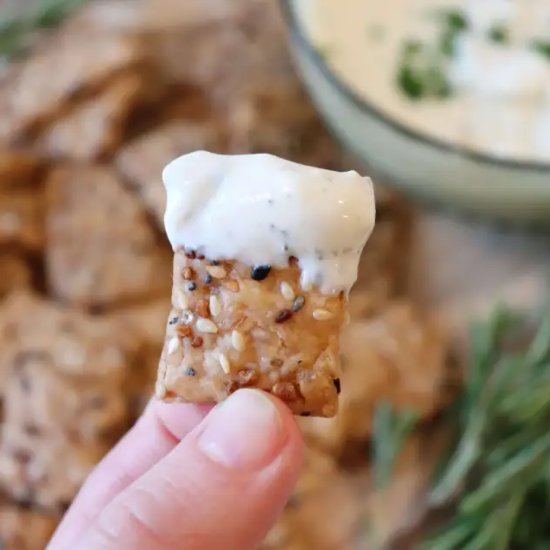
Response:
204,274,213,284
187,282,197,291
292,295,305,312
197,254,205,260
275,309,293,323
185,367,197,377
211,260,220,266
333,378,341,394
185,249,196,259
169,316,179,325
251,265,271,281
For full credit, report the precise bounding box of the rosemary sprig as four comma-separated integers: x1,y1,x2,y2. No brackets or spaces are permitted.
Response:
371,305,550,549
0,0,88,60
371,401,417,489
424,306,550,549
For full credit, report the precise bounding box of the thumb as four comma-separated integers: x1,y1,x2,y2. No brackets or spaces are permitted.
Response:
76,389,304,550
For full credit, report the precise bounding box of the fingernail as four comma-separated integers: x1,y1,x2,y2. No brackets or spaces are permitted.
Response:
198,389,286,470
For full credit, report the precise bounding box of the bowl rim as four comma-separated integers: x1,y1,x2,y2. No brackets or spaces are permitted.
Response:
281,0,550,174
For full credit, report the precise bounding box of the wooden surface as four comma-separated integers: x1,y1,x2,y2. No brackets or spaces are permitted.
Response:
407,207,550,335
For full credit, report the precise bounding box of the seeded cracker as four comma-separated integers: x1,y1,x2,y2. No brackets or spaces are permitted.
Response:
0,292,135,511
261,447,358,549
157,253,345,417
115,120,225,228
40,71,146,161
0,253,32,298
299,302,449,454
0,151,44,251
0,28,144,143
45,165,171,308
0,499,59,550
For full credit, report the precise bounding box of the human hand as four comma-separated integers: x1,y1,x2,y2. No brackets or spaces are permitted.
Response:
49,389,304,550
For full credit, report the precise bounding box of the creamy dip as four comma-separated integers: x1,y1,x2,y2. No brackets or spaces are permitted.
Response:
302,0,550,163
163,152,375,294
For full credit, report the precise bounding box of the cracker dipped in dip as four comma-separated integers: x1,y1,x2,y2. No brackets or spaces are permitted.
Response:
156,152,375,417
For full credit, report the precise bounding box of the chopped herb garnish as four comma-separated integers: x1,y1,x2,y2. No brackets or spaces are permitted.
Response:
438,9,468,57
532,39,550,61
397,40,451,100
488,25,509,44
396,9,468,100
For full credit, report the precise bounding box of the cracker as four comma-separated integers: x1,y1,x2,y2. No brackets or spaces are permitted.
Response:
0,190,44,251
262,447,358,549
109,298,171,414
0,29,144,142
349,193,411,320
45,165,172,308
227,79,343,170
0,292,135,510
157,253,345,417
0,499,59,550
0,150,42,190
115,121,225,227
0,253,33,298
299,302,449,454
40,71,146,161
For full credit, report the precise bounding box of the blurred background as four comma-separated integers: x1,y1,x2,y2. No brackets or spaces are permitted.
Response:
0,0,549,548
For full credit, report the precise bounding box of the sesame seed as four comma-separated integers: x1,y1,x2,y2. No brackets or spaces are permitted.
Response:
187,282,197,291
219,353,231,374
167,337,180,355
169,316,179,325
204,274,213,284
280,282,295,301
209,295,221,317
184,249,196,259
175,289,188,310
231,330,245,351
292,295,305,312
312,308,334,321
251,265,271,281
196,318,218,333
185,367,197,376
206,265,227,279
275,309,293,323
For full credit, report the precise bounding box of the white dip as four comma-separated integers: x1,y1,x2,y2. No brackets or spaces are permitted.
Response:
163,151,375,294
303,0,550,163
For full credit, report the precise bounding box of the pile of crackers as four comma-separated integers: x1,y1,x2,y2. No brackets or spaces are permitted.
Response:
0,1,453,548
